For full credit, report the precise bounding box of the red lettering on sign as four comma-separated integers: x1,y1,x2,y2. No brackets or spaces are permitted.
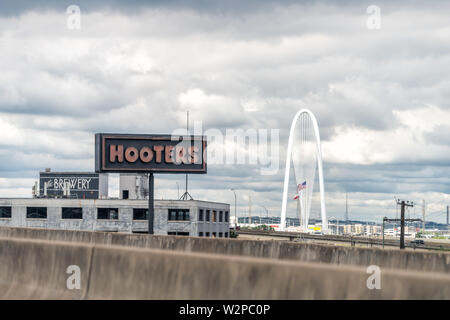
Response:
110,145,124,163
153,145,164,163
125,147,139,163
140,147,154,163
165,145,174,163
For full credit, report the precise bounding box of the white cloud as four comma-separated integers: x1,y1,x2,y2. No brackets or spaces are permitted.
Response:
323,105,450,165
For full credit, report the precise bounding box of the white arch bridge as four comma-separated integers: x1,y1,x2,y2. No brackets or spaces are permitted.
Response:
280,109,328,233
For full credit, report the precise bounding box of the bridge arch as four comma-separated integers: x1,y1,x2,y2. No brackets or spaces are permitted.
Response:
280,109,328,232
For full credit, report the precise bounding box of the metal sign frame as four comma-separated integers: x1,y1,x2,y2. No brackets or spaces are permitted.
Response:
94,133,207,235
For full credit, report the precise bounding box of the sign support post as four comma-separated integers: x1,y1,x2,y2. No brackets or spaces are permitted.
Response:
148,173,154,234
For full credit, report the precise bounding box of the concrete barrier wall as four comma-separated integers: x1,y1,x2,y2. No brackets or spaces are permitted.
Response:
0,237,90,299
1,226,449,273
0,237,449,300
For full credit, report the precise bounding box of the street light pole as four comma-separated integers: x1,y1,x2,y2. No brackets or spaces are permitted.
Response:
230,189,237,228
258,205,269,224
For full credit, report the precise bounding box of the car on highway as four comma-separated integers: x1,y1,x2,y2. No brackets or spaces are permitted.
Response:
410,239,425,246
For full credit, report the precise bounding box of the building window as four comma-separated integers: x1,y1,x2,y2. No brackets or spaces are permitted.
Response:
205,232,210,237
199,209,204,222
98,208,119,220
0,207,12,218
212,232,217,237
206,210,210,222
133,208,148,220
219,232,223,238
122,190,129,199
27,207,47,219
225,232,228,238
199,232,204,237
62,207,82,219
219,211,223,222
212,211,217,222
168,209,190,221
168,231,189,236
225,211,229,222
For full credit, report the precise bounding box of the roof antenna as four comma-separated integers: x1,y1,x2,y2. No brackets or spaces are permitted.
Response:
180,110,193,201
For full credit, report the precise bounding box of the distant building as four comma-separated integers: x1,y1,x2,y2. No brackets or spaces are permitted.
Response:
0,198,230,237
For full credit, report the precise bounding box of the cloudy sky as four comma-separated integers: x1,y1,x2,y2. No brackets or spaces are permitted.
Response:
0,0,449,223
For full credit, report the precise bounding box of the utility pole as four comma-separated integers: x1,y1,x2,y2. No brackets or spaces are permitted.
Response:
447,205,449,226
345,192,348,221
248,195,252,225
383,215,421,249
422,200,426,232
397,199,414,249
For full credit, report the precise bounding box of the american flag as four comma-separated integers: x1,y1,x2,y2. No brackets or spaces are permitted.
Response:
297,181,307,191
293,181,307,200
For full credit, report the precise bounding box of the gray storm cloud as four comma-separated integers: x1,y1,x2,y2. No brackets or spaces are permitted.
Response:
0,0,449,222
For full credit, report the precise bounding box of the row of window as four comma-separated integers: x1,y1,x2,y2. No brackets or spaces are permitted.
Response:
168,209,190,221
166,232,229,238
0,206,149,220
199,232,229,238
0,206,229,223
198,209,229,223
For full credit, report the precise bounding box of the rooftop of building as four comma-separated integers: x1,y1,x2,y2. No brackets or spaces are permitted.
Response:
0,197,230,207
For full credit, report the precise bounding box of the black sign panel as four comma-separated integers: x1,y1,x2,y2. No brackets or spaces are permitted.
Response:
40,172,100,199
95,134,207,173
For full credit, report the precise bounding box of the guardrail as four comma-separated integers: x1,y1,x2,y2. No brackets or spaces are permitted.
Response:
0,236,449,299
1,226,449,273
237,229,450,251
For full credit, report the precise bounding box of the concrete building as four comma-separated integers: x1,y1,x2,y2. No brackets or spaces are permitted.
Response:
0,198,230,237
119,174,149,200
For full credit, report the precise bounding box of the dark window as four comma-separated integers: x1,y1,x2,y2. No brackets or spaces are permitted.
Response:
27,207,47,219
212,211,217,222
0,207,12,218
219,211,223,222
62,207,82,219
225,232,228,238
219,232,223,238
199,209,204,221
225,212,229,222
205,232,210,237
168,209,190,221
133,208,148,220
199,232,204,237
168,231,189,236
212,232,217,237
206,210,210,222
122,190,129,199
97,208,119,220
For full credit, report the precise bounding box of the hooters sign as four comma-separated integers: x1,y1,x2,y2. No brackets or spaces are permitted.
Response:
95,134,207,173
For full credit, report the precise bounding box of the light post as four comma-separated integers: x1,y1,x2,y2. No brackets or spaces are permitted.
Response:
230,189,237,228
259,205,269,224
